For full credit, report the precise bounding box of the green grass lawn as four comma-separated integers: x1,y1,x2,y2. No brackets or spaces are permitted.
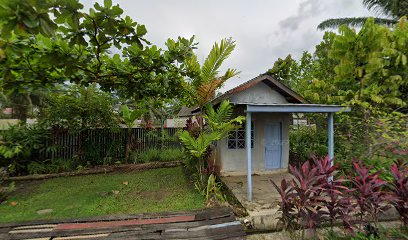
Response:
0,167,205,223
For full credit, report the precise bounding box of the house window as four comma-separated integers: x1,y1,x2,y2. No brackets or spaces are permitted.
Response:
227,122,254,149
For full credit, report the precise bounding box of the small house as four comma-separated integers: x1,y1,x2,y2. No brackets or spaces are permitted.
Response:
180,74,350,201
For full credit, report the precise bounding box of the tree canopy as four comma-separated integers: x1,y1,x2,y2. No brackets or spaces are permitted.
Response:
0,0,197,102
268,17,408,161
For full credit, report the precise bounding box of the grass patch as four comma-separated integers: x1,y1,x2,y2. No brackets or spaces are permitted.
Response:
0,167,205,223
133,148,185,163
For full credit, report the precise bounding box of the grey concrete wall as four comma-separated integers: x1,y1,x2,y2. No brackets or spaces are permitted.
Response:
229,82,288,104
217,111,290,175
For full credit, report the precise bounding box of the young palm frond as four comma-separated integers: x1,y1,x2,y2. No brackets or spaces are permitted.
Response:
363,0,408,17
205,100,233,125
204,100,245,138
318,0,407,30
179,130,222,159
201,38,237,84
185,38,239,108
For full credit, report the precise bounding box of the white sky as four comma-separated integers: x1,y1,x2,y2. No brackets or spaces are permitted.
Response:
83,0,374,91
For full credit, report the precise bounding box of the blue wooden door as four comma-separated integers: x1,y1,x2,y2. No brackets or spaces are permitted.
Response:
265,122,282,170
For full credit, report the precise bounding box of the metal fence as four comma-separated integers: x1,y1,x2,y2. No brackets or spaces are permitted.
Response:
39,128,182,161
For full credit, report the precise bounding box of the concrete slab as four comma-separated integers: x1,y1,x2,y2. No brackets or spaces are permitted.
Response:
222,171,291,230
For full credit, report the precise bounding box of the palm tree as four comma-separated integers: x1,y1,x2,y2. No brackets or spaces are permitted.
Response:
318,0,408,30
186,38,239,112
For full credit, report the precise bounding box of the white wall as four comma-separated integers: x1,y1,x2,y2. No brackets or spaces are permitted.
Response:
229,82,288,104
216,112,290,174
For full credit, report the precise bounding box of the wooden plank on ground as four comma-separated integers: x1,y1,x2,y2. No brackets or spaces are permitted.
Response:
3,207,244,240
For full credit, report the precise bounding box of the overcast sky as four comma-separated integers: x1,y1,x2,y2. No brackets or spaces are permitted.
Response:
85,0,373,91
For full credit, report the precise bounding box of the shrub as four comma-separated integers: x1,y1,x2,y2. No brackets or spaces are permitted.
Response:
349,161,392,228
273,156,405,238
159,148,185,162
133,148,185,163
389,160,408,225
27,159,77,175
271,156,348,237
0,123,51,175
289,126,328,166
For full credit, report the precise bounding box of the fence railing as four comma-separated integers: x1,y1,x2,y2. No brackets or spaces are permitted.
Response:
39,128,182,161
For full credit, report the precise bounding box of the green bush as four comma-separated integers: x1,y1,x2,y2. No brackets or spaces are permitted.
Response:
289,126,328,166
27,159,77,175
0,123,51,175
133,148,185,163
159,148,185,162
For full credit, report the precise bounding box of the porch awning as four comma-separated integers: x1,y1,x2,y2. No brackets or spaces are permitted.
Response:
244,103,351,202
245,104,351,113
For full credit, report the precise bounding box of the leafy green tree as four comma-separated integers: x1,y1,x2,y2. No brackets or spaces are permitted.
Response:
268,17,408,166
40,84,119,130
318,0,408,30
266,55,297,87
266,52,315,92
0,0,196,103
0,0,83,38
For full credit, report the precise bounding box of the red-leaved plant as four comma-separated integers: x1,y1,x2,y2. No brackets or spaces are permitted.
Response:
312,156,354,233
271,156,351,237
349,161,392,229
389,160,408,225
270,179,296,230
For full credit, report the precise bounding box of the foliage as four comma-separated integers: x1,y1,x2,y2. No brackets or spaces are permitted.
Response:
349,161,392,229
389,160,408,225
120,105,145,129
120,105,146,161
0,88,49,123
0,123,51,174
272,156,347,237
0,167,205,223
273,156,408,238
266,52,315,92
204,100,245,137
180,100,244,167
40,84,119,131
289,125,328,165
0,0,197,103
270,18,408,175
133,148,185,163
185,38,239,108
184,117,201,138
179,131,222,160
179,101,244,202
27,158,76,175
205,174,225,202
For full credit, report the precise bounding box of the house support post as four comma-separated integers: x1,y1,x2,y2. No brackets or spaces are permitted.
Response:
246,111,252,201
328,112,334,166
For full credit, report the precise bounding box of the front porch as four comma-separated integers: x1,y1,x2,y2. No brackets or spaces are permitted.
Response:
222,171,291,230
244,104,351,201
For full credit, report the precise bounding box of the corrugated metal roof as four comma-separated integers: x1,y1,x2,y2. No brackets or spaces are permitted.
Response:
177,75,313,116
212,74,309,105
177,106,199,117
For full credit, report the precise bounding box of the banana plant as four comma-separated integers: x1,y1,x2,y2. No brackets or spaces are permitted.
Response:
120,105,146,162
